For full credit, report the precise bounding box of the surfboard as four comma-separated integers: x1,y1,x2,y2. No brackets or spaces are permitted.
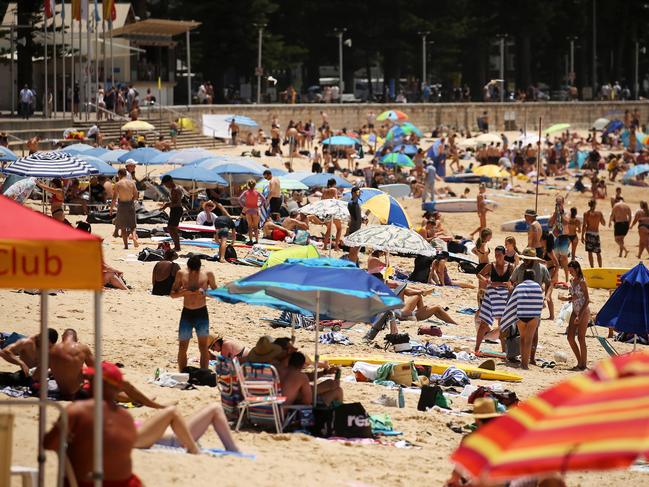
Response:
378,183,410,199
444,174,487,184
321,355,522,382
178,223,217,233
583,267,630,289
422,198,498,213
500,215,583,233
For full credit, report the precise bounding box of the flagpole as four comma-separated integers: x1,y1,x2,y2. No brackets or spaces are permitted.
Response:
53,5,57,117
94,6,99,96
62,3,66,116
78,13,82,120
86,5,91,121
102,19,106,89
44,10,48,118
110,18,113,87
71,11,74,119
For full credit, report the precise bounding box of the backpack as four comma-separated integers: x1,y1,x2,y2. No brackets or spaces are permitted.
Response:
417,385,450,411
184,366,217,387
137,248,165,262
224,244,238,261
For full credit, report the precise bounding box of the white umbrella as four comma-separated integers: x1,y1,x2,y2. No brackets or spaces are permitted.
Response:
516,134,546,147
343,224,436,257
3,151,99,178
593,118,610,131
299,199,350,221
475,133,503,145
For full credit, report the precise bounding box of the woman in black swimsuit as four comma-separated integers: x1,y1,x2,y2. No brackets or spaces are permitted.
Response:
540,230,559,320
151,250,180,296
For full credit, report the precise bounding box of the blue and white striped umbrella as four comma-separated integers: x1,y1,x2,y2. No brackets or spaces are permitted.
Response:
3,151,99,178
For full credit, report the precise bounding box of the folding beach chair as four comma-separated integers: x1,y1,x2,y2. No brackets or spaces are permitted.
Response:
215,357,243,423
590,327,619,357
233,358,286,433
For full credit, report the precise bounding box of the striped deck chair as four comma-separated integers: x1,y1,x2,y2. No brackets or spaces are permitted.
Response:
215,357,242,423
233,358,286,433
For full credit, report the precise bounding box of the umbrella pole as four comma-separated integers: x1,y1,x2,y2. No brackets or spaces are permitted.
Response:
534,116,542,214
93,291,103,487
313,290,320,405
37,291,49,487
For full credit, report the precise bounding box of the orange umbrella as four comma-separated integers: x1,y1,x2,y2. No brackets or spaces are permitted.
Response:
451,351,649,482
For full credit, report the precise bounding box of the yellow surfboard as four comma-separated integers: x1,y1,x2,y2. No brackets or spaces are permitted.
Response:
582,267,630,289
321,355,522,382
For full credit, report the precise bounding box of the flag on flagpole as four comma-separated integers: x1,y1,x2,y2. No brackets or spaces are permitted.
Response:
103,0,116,21
44,0,55,18
71,0,81,20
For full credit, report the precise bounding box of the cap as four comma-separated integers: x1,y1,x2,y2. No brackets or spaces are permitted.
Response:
85,361,124,389
125,158,138,166
524,209,537,217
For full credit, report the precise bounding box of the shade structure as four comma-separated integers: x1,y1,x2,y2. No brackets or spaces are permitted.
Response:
121,120,155,131
622,164,649,182
198,157,265,177
74,155,118,176
386,122,422,141
0,195,104,487
98,149,129,163
321,135,359,146
225,115,259,127
595,263,649,334
376,110,408,122
256,177,308,191
3,151,99,178
161,165,227,186
60,143,94,154
343,225,435,257
262,244,320,269
592,118,610,130
545,123,570,134
451,351,649,482
381,152,414,168
297,172,353,189
603,119,624,136
299,199,350,221
117,147,164,165
360,193,411,228
0,146,18,162
473,165,510,178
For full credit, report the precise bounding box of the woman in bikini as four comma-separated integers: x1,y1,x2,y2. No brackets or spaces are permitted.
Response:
37,178,66,222
238,179,266,245
630,201,649,259
540,230,559,321
503,236,520,266
430,252,475,288
321,178,342,250
472,228,492,304
367,250,387,280
559,261,590,370
565,207,581,260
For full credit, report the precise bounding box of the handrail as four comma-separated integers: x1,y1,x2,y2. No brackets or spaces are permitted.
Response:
143,103,202,133
85,102,130,122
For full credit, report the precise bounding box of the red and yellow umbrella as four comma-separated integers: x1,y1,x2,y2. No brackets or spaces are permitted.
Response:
451,351,649,482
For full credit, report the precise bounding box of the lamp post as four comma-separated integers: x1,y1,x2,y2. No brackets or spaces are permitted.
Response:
635,41,646,100
567,36,578,85
418,31,430,90
334,27,347,98
496,34,508,102
254,23,266,104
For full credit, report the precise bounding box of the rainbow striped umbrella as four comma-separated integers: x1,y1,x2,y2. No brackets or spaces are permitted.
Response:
451,351,649,482
376,110,409,122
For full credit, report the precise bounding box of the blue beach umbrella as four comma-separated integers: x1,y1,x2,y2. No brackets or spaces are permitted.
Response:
389,144,419,156
209,288,312,315
83,147,109,158
225,115,259,128
341,187,384,204
161,164,227,185
60,143,94,154
0,146,18,162
341,188,411,228
117,147,163,165
595,263,649,336
74,155,117,176
98,149,129,163
296,172,353,188
322,135,359,147
622,164,649,182
221,258,402,402
150,148,215,165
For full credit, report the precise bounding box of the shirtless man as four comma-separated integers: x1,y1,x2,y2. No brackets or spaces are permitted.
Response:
582,199,606,267
524,209,544,258
279,352,343,406
161,175,184,251
0,329,58,384
103,176,114,200
171,255,217,371
263,170,282,214
609,197,632,257
110,169,139,249
282,210,310,232
262,213,295,240
45,362,142,487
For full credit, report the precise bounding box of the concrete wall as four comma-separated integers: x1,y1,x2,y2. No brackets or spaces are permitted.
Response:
171,101,649,133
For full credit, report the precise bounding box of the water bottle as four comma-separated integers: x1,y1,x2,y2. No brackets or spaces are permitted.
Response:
398,386,405,408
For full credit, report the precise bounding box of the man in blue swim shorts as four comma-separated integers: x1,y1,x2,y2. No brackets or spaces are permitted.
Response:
171,255,217,371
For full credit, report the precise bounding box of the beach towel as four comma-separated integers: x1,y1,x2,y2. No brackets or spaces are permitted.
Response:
499,281,544,333
147,444,255,460
319,331,352,346
478,286,511,327
432,367,470,387
457,307,478,315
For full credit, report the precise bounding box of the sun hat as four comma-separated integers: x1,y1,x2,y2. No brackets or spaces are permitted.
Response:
518,247,543,261
524,209,537,217
85,361,124,389
473,397,502,419
207,333,223,350
125,158,138,166
246,336,283,363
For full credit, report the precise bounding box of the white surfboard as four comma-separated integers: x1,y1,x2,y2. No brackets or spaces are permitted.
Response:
500,215,582,233
422,198,498,213
378,183,410,199
178,223,217,233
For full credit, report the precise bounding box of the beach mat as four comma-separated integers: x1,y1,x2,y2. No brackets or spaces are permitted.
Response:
148,444,255,459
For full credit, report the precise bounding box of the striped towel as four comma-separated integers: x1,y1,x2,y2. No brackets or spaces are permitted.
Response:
499,281,544,333
478,286,511,327
259,185,271,228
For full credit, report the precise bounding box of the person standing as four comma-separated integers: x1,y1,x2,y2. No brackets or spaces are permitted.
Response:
110,169,139,250
36,178,65,222
346,186,363,264
322,178,342,251
171,256,216,371
581,199,606,267
524,209,543,258
630,201,649,259
19,84,34,119
559,261,590,370
263,170,282,214
548,195,571,281
239,179,266,245
609,197,632,258
422,162,441,203
228,118,240,146
470,183,492,238
161,175,184,251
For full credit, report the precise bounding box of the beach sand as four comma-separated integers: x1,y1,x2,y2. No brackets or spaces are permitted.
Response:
2,136,647,487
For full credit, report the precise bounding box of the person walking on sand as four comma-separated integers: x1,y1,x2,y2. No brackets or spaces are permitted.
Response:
565,207,581,260
470,183,492,238
239,179,266,245
609,197,632,258
110,169,139,250
581,199,606,267
228,118,240,146
524,209,543,258
559,261,590,370
160,175,184,251
263,169,282,214
630,201,649,259
513,269,544,370
171,256,216,371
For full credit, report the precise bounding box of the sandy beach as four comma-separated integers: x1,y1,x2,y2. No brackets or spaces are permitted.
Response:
2,134,648,487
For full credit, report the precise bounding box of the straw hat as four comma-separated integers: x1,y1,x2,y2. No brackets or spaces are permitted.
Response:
247,336,283,363
473,397,502,419
518,247,543,261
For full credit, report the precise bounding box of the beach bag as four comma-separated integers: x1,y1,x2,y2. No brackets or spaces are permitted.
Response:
137,248,165,262
505,332,520,359
388,362,415,387
458,261,479,274
417,385,449,411
184,366,217,387
224,244,238,261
